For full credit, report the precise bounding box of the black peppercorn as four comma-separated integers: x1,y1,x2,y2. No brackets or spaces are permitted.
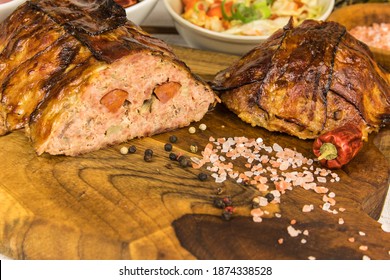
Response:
143,149,153,162
221,210,232,221
178,156,189,167
265,192,275,203
144,154,152,162
169,135,178,143
169,152,177,161
144,149,153,156
128,145,136,153
164,143,172,152
197,172,208,181
213,198,225,209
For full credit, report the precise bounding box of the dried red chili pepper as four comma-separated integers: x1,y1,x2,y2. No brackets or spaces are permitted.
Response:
313,123,364,169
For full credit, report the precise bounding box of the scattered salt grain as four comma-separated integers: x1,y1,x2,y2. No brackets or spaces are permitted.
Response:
270,190,281,198
359,245,368,251
302,204,314,212
338,218,345,225
308,256,316,260
253,216,263,223
359,231,366,236
322,202,331,211
279,161,290,171
272,143,283,152
323,195,336,206
362,255,371,260
301,238,307,244
314,186,329,194
251,207,264,217
259,196,269,207
317,177,327,183
278,238,284,244
302,182,316,190
348,237,355,243
287,225,302,237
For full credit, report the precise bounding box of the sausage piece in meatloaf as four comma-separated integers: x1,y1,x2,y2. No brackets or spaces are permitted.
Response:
0,0,216,155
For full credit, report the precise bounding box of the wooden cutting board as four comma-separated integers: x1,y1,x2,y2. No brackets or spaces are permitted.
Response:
0,46,389,260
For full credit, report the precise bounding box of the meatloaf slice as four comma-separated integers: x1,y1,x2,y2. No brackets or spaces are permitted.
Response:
0,0,216,155
28,48,214,155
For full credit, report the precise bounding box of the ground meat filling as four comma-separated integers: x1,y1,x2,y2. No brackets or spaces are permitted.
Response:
33,53,214,155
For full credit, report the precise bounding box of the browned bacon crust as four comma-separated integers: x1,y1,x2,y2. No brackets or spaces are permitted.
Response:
212,20,390,140
0,0,216,155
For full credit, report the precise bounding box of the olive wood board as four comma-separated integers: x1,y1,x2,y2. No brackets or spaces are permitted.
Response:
0,46,389,260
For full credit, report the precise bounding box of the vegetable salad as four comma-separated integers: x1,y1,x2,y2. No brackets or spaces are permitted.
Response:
181,0,322,36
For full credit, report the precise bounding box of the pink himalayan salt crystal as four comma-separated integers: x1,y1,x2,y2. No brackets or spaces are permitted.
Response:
302,204,314,212
287,225,302,237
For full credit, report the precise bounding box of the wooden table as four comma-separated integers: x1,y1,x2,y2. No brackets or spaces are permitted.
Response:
0,0,389,260
0,45,389,260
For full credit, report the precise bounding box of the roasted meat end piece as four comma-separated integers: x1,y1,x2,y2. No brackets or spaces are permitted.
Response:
212,20,390,140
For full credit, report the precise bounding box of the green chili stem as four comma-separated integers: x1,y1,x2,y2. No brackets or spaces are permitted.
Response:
318,143,338,161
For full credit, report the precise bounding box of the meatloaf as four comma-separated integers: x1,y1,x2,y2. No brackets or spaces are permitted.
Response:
0,0,216,155
211,19,390,140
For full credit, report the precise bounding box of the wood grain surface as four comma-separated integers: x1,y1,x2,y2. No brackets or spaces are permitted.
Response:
0,46,389,260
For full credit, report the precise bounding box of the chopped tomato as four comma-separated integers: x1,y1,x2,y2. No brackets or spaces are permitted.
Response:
206,1,233,18
183,0,198,12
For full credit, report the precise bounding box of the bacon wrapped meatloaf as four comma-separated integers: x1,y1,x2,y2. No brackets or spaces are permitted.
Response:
212,19,390,140
0,0,216,155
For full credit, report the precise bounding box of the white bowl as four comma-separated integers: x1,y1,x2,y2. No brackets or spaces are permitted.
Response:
0,0,26,23
163,0,335,55
125,0,158,25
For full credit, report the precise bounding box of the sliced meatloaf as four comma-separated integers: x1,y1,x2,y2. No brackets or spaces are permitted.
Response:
0,0,216,155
